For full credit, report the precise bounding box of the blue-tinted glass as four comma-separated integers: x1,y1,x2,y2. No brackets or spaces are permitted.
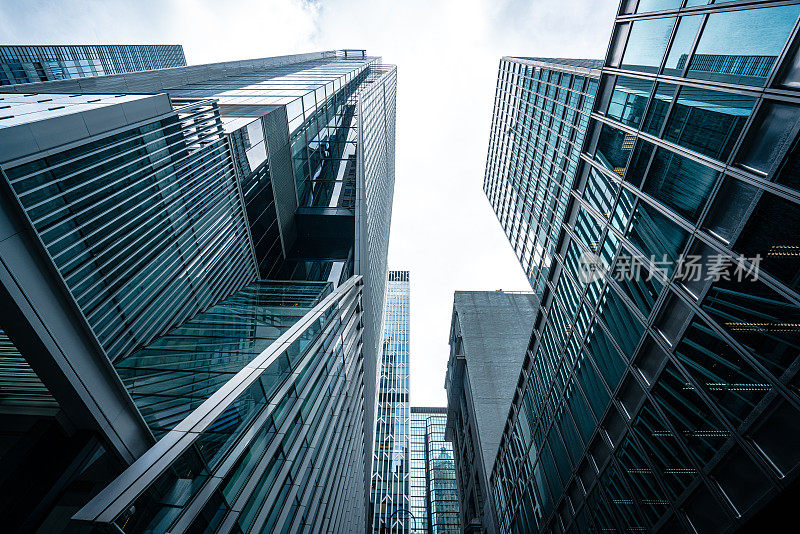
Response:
641,82,677,136
627,202,689,271
675,320,771,426
595,123,634,174
663,15,703,76
621,17,676,73
689,4,800,85
664,86,755,161
702,274,800,376
624,139,656,187
642,147,719,221
606,76,654,128
636,0,681,13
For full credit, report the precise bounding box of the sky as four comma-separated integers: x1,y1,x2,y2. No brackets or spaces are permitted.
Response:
0,0,618,406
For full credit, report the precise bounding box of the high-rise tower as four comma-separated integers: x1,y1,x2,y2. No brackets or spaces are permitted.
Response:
485,2,800,533
0,44,186,85
0,49,396,533
410,406,460,534
372,270,411,533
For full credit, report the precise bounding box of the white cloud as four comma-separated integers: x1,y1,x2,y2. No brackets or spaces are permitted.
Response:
0,0,618,407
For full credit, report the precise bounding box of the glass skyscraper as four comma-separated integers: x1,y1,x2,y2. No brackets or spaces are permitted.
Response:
372,270,411,533
410,407,460,534
485,2,800,533
0,49,396,533
484,57,601,295
0,44,186,85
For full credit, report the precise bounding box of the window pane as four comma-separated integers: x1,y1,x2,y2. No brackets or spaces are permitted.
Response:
689,4,800,86
624,138,656,187
621,17,676,73
606,76,653,128
663,86,755,161
641,82,677,136
642,147,719,221
735,189,800,291
737,101,800,174
663,15,703,76
703,176,758,244
627,202,690,270
595,122,634,174
636,0,681,12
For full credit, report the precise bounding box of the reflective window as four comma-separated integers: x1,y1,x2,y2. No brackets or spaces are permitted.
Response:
621,17,676,73
595,122,634,174
702,274,800,377
663,86,755,161
636,0,681,13
663,15,703,76
735,189,800,291
627,202,690,271
642,147,719,221
652,362,729,464
689,4,800,86
624,138,656,187
703,176,758,243
606,76,654,128
675,319,771,426
641,82,677,136
737,101,800,174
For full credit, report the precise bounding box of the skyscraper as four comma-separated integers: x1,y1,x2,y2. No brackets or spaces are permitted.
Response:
410,407,460,534
372,270,411,533
484,57,601,294
0,49,396,533
485,2,800,533
0,44,186,85
444,291,539,534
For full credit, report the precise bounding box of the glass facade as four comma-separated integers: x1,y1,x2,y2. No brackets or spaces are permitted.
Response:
1,95,256,362
410,407,460,534
486,2,800,533
0,44,186,86
372,270,411,533
0,50,396,533
76,276,367,533
484,57,601,294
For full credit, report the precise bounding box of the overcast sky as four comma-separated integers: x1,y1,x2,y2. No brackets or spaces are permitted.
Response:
0,0,617,406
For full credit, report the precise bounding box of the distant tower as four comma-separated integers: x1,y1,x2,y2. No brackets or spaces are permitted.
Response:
372,270,411,533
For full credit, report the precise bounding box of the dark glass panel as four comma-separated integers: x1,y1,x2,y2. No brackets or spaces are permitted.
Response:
674,319,771,426
642,147,719,221
641,83,677,136
663,87,755,161
652,362,729,465
737,101,800,174
606,76,654,128
626,202,690,273
735,189,800,291
595,122,635,175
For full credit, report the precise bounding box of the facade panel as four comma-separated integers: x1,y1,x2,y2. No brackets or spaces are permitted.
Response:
484,58,601,294
486,3,800,533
